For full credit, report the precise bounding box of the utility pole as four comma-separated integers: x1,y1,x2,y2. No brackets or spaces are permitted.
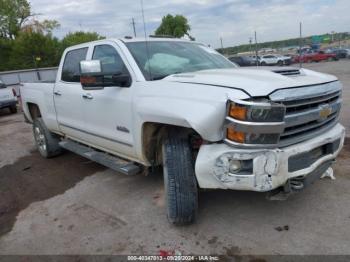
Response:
220,37,224,54
299,22,303,68
131,18,137,37
254,31,258,66
249,37,252,54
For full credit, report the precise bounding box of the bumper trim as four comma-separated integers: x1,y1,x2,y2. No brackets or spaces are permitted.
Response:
195,123,345,192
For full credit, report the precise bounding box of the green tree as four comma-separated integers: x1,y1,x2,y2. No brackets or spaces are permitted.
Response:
60,31,105,51
0,0,59,39
0,0,32,39
155,14,194,40
9,32,61,70
0,38,12,71
21,19,60,34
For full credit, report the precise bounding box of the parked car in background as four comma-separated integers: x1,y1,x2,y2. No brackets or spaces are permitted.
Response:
259,55,282,66
228,56,256,66
258,54,291,66
293,50,338,63
275,54,292,65
0,80,17,114
331,49,350,59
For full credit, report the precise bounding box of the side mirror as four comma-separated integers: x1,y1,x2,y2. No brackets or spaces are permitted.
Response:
111,73,132,88
79,60,104,90
79,60,131,89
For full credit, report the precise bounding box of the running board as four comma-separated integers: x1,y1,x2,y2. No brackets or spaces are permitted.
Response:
59,140,141,175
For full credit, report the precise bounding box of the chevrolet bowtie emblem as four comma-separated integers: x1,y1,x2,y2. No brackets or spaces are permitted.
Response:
319,104,332,121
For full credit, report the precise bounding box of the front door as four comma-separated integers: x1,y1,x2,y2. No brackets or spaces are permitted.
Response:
81,43,135,159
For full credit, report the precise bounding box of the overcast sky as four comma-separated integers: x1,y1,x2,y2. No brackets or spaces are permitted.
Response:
29,0,350,48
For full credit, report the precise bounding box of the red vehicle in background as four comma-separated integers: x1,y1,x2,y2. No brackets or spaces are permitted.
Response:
293,50,338,63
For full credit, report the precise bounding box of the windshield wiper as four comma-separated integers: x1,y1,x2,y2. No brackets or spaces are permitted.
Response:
150,71,183,81
151,74,169,80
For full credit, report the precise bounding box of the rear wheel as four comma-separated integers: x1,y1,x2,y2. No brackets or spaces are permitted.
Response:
260,62,266,66
9,105,17,114
33,118,63,158
162,129,198,225
277,60,283,66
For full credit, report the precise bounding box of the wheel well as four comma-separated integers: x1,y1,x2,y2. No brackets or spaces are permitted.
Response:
142,122,201,166
27,103,41,120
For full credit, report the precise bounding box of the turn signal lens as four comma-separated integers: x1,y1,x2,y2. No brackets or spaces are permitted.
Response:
227,126,245,143
229,104,247,120
80,76,97,84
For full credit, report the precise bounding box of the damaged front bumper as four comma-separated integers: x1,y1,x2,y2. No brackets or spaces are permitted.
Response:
195,123,345,192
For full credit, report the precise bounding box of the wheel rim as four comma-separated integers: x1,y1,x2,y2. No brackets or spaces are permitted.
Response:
34,126,47,154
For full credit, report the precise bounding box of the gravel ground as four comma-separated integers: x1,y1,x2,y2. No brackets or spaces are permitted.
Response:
0,60,349,257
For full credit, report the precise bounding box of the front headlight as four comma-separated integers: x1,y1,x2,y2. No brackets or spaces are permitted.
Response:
225,100,286,146
228,101,285,122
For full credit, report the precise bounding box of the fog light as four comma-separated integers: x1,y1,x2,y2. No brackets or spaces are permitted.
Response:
229,160,242,173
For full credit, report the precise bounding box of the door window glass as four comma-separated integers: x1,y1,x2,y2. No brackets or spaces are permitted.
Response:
61,48,88,82
92,45,127,74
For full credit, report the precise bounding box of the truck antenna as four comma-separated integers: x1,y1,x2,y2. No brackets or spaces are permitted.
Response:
141,0,153,80
299,22,303,68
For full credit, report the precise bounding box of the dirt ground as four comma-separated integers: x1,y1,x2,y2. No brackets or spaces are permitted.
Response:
0,60,350,257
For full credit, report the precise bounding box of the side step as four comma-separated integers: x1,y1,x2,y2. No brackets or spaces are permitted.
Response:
59,139,141,175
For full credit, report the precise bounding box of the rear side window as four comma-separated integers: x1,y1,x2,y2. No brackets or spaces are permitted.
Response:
61,48,88,82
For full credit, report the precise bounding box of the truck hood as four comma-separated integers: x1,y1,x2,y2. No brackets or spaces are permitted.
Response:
163,67,338,97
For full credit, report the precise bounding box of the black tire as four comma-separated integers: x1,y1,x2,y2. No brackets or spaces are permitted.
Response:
9,105,17,114
260,62,266,66
162,129,198,225
277,60,283,66
33,118,63,158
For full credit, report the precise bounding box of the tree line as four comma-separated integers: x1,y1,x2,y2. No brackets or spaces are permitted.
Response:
4,0,346,72
217,32,350,55
0,0,104,71
0,0,193,72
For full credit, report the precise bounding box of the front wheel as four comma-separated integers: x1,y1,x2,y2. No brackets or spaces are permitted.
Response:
162,129,198,225
277,60,283,66
33,118,63,158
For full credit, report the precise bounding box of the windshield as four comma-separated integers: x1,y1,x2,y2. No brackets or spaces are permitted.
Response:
126,41,236,80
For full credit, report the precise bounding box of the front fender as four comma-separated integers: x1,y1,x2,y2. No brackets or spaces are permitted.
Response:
135,97,225,142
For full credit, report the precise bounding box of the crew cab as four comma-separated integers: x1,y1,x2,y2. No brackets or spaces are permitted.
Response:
0,80,17,114
20,38,345,225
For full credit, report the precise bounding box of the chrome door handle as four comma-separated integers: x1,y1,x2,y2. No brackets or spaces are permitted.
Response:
54,91,62,96
82,93,93,100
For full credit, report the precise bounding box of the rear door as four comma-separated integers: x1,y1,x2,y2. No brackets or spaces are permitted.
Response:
54,47,88,139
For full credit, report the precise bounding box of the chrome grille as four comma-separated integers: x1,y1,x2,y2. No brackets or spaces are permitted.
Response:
269,81,342,147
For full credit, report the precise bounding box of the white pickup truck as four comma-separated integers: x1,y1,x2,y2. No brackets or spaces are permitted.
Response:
21,38,345,225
